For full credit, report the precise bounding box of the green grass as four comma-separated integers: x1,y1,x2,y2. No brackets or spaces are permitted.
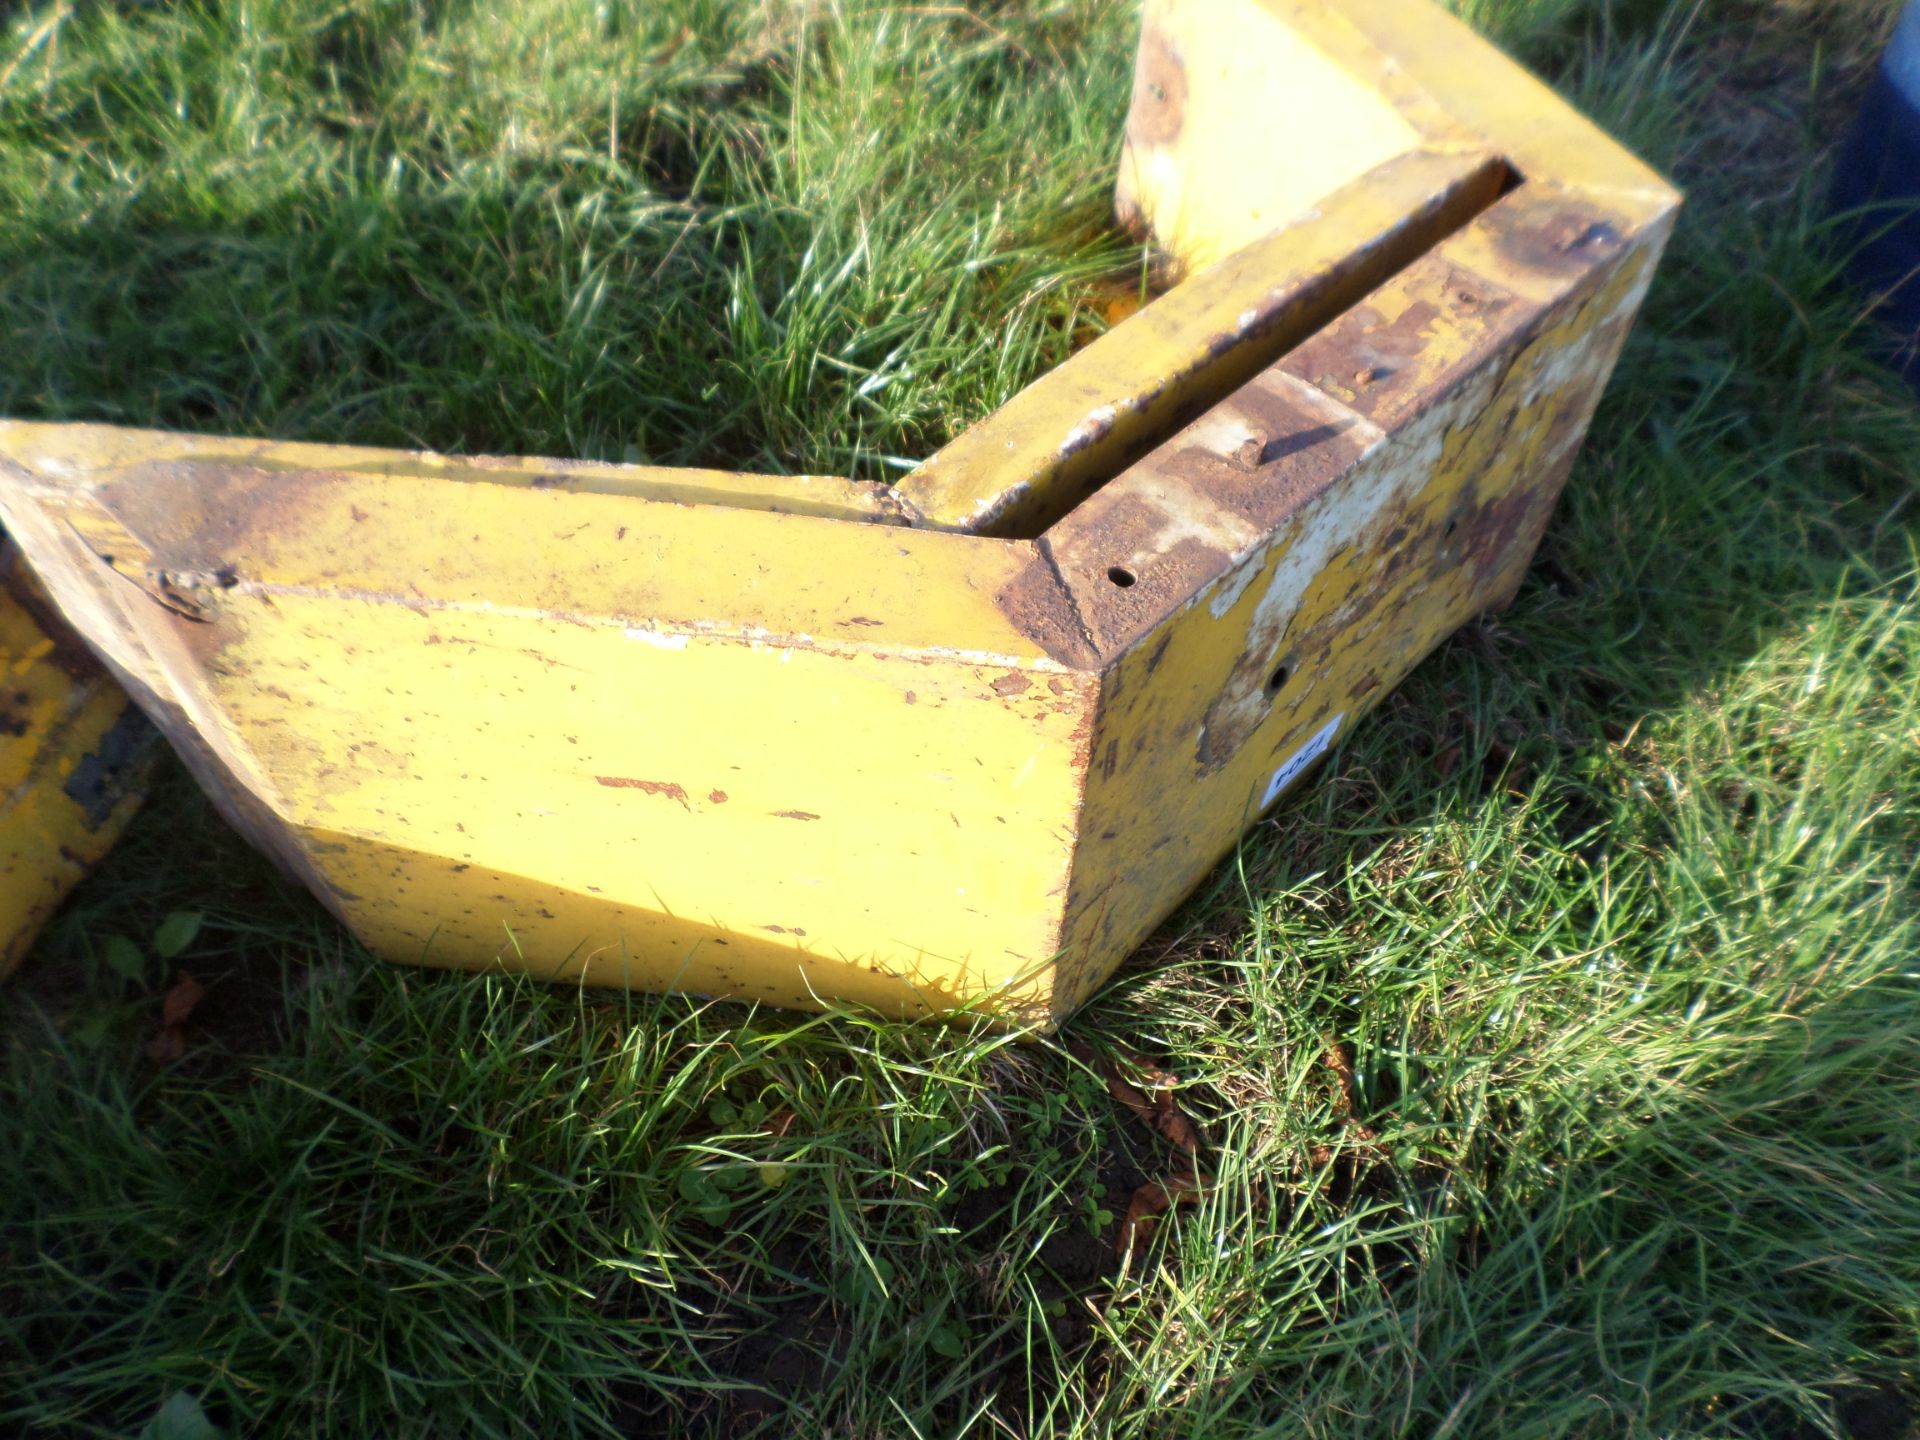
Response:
4,0,1920,1436
0,0,1139,473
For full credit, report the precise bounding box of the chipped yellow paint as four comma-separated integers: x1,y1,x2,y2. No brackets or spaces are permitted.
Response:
3,422,915,525
0,0,1679,1024
1112,0,1678,281
1310,0,1680,222
1042,198,1672,1012
1112,0,1439,275
0,428,1100,1021
1,547,153,979
901,147,1508,536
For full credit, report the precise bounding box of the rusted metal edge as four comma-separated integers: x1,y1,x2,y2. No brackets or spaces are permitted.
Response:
895,148,1515,539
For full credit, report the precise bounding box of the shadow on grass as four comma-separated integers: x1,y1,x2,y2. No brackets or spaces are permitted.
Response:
13,201,1915,1436
0,172,780,466
7,4,1920,1435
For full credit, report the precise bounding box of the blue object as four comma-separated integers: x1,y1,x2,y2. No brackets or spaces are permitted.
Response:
1830,0,1920,386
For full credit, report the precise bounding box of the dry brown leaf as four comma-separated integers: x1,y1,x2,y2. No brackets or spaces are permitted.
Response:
1069,283,1149,353
1101,1067,1158,1131
1070,1040,1204,1156
143,1027,185,1065
1070,1039,1216,1257
161,972,205,1029
1322,1037,1360,1116
1114,1167,1210,1260
1142,1082,1203,1156
1322,1036,1381,1144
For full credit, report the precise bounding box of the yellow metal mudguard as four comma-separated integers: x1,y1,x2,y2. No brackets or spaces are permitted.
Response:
1,544,154,979
0,0,1678,1025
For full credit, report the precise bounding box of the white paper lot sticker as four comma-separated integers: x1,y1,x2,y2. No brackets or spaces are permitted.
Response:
1261,713,1344,810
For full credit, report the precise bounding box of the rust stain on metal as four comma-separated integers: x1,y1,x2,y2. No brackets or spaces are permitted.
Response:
993,545,1101,668
860,482,925,527
0,0,1678,1027
1131,26,1187,146
595,777,692,810
1116,23,1188,240
908,151,1514,538
1482,198,1629,288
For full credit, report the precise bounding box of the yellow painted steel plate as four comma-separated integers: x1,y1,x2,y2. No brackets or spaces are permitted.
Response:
0,0,1678,1025
0,548,154,979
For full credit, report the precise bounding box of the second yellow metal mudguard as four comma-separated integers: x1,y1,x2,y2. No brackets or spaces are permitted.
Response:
0,0,1678,1025
1,545,153,979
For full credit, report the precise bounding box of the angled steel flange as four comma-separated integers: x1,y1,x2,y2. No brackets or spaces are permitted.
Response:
0,0,1678,1025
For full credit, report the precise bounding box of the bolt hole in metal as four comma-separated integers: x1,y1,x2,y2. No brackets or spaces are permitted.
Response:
1444,518,1459,537
1107,565,1137,588
1267,663,1291,695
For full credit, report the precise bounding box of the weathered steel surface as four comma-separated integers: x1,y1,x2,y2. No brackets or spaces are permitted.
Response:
1113,0,1480,278
1114,0,1676,278
1043,198,1671,1012
0,0,1679,1025
902,148,1509,536
0,425,1095,1018
0,546,155,978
